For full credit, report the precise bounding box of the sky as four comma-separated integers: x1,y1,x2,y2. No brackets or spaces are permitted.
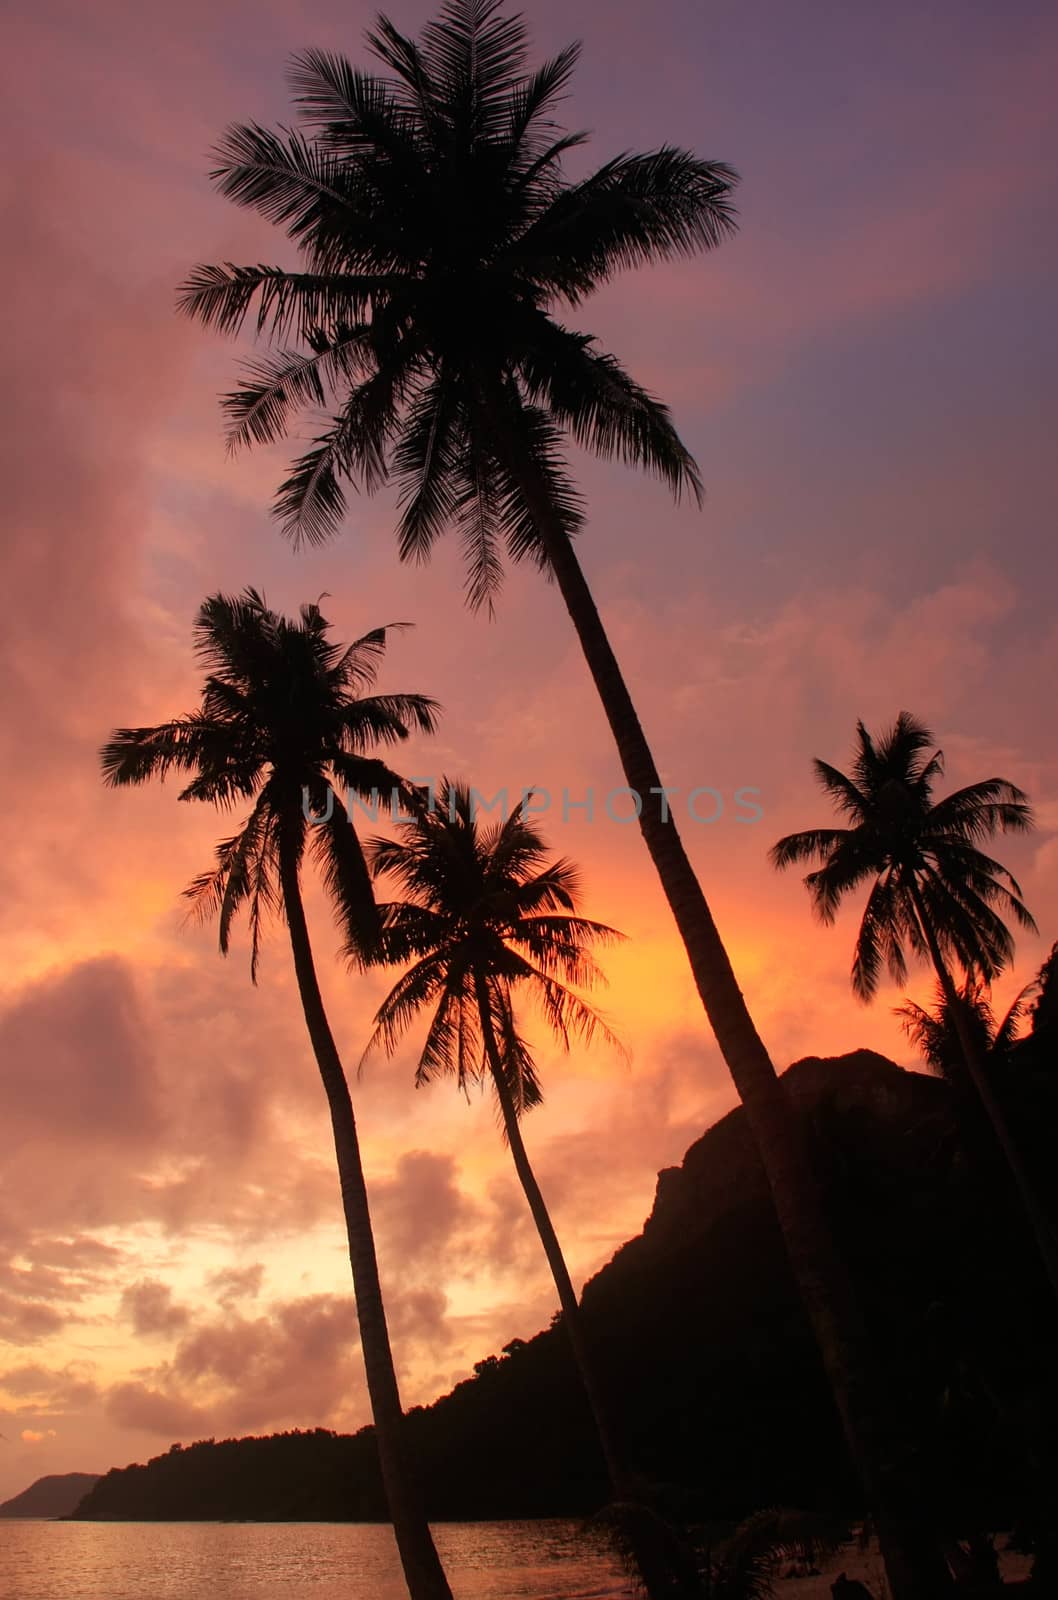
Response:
1,0,1057,1499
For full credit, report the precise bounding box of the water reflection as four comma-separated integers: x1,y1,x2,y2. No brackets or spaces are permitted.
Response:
0,1518,633,1600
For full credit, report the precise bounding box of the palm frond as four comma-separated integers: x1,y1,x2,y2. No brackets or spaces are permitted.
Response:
503,42,583,169
360,902,451,968
307,783,381,958
392,371,463,565
341,693,441,748
452,430,507,613
363,13,446,135
769,827,849,873
360,950,453,1066
995,981,1036,1053
897,972,1033,1076
498,949,626,1056
917,868,1017,981
924,778,1034,842
222,331,373,452
182,793,279,982
100,714,233,788
418,0,530,138
490,391,585,561
487,980,544,1117
803,842,882,924
895,995,948,1070
275,336,426,544
287,47,424,176
177,263,396,341
274,424,355,547
511,146,738,302
851,874,910,1000
810,760,869,820
520,315,702,502
865,710,937,791
207,122,356,241
192,588,274,681
718,1507,850,1595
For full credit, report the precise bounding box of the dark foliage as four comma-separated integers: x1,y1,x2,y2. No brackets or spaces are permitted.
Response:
73,1053,1057,1534
771,711,1035,1000
178,0,734,606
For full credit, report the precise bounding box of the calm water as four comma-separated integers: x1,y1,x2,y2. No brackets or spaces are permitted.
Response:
0,1519,634,1600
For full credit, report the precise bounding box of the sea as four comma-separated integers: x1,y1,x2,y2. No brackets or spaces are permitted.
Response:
0,1517,634,1600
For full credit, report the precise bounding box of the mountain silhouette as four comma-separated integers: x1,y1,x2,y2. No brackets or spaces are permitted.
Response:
0,1473,101,1518
73,1051,1052,1524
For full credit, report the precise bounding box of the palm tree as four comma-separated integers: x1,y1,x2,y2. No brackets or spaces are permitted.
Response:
896,975,1034,1085
100,589,453,1600
175,9,936,1587
359,782,632,1502
600,1502,850,1600
769,711,1058,1304
1026,940,1058,1048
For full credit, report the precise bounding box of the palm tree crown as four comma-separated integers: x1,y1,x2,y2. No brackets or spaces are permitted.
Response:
360,781,622,1099
770,712,1036,1000
178,0,736,600
896,975,1034,1083
100,588,439,971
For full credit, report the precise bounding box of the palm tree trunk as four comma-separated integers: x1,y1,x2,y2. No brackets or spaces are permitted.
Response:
909,880,1058,1303
475,982,694,1600
278,843,453,1600
473,973,632,1500
490,424,954,1598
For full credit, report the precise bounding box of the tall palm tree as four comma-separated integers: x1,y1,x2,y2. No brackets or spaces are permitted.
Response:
770,711,1058,1303
358,783,632,1501
175,8,937,1587
100,589,453,1600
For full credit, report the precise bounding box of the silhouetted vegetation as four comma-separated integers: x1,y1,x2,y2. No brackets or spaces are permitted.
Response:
772,711,1058,1311
598,1501,850,1600
896,975,1035,1085
175,7,947,1586
361,784,633,1485
73,1051,1058,1584
100,591,453,1600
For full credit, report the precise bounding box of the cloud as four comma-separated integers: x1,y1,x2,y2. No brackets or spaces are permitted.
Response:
0,1296,67,1345
206,1263,266,1307
119,1280,193,1338
105,1382,210,1440
107,1292,366,1437
0,1363,99,1414
0,152,206,967
371,1151,478,1271
0,1235,126,1366
0,958,161,1150
0,950,345,1256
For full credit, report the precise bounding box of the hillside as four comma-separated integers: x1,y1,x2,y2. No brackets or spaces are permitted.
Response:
74,1050,1054,1524
0,1473,101,1518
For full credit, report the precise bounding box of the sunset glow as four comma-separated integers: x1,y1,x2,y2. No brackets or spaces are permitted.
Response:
2,0,1056,1511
